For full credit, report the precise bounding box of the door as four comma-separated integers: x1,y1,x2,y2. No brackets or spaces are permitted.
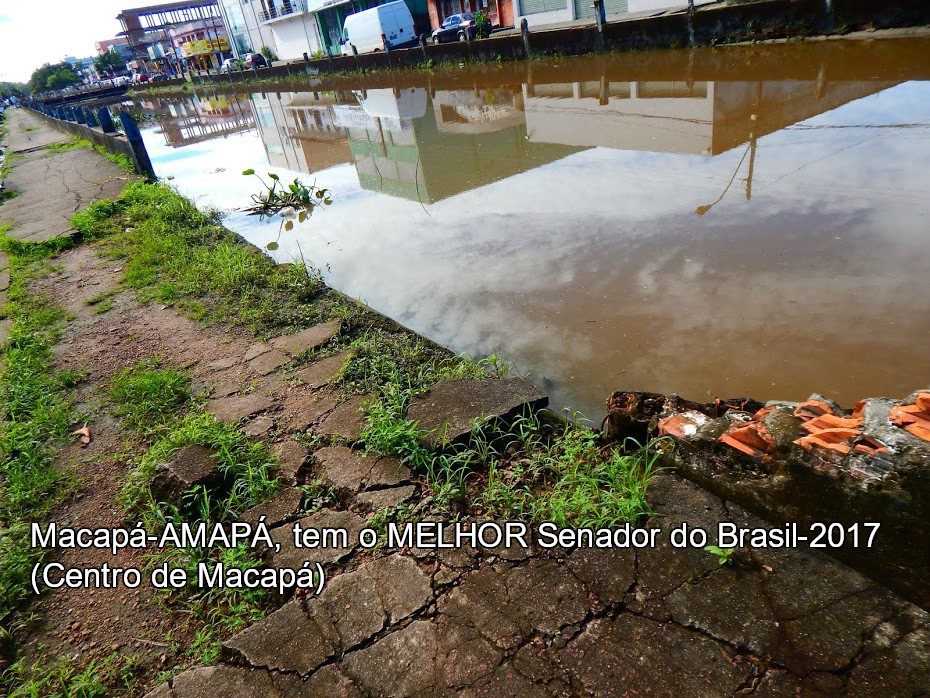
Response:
573,0,625,19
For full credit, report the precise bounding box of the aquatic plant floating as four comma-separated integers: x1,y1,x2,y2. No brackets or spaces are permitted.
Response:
241,169,332,223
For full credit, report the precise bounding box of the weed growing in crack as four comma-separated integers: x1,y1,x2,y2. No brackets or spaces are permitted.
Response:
705,544,736,566
43,136,91,153
483,427,662,528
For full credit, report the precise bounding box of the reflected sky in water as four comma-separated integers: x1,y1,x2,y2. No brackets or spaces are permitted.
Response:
137,41,930,418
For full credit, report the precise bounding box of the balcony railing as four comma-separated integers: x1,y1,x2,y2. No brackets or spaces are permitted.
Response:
258,0,305,21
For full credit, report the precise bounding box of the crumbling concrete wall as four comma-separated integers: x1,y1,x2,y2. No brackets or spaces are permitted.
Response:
604,388,930,610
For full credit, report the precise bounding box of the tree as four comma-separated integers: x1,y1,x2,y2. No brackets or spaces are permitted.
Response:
94,48,127,77
28,62,81,93
0,81,28,98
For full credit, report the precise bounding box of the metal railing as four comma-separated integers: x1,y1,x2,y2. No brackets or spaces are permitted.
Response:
258,0,305,21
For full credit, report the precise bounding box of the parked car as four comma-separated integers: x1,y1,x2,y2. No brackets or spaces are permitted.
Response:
150,72,168,82
245,52,268,68
113,75,131,86
341,1,416,55
430,12,488,44
220,58,237,73
131,72,150,83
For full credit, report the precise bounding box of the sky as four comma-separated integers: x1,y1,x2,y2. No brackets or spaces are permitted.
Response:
0,0,130,83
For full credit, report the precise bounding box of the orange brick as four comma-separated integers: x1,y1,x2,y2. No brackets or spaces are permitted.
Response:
800,414,863,434
794,400,835,421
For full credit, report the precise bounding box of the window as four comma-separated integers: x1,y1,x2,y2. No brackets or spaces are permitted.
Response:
520,0,565,14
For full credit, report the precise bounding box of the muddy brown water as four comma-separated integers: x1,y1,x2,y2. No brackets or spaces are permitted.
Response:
134,38,930,419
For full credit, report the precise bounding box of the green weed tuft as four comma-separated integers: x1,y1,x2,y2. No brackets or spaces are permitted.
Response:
109,359,192,436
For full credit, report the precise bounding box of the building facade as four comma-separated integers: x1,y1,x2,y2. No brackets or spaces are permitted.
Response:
222,0,428,60
117,1,232,73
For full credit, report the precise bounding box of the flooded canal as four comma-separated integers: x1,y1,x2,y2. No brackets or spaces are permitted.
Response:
134,38,930,419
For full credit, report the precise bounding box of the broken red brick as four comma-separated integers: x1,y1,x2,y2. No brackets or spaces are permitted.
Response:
718,422,776,459
889,392,930,443
793,400,836,421
658,411,709,440
800,413,863,434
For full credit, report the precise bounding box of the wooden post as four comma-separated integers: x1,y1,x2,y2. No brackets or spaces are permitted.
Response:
75,108,87,125
521,18,530,58
420,34,428,61
118,112,156,180
98,108,117,134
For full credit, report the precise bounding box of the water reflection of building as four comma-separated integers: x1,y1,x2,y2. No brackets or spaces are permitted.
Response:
146,94,256,147
247,72,901,203
252,90,356,171
251,86,581,202
522,78,898,155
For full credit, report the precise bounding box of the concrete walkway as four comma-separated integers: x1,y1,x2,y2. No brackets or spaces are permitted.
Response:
0,108,131,243
149,352,930,696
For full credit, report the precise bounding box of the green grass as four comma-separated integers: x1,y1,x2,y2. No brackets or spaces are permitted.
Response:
0,231,76,649
93,145,134,173
0,188,19,203
483,419,663,527
44,137,91,153
109,359,192,437
3,651,141,697
119,411,282,664
73,181,330,334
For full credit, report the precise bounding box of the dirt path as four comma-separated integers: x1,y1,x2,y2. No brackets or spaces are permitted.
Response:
2,110,928,697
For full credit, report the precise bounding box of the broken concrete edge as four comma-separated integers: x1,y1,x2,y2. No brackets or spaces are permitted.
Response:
604,387,930,610
406,377,550,450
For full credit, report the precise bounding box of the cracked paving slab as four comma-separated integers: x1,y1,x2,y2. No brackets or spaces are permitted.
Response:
149,473,930,696
222,554,433,676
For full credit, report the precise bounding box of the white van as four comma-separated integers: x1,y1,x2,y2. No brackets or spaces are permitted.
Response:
341,1,416,55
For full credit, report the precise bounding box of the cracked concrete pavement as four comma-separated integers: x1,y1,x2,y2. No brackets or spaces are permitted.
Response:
1,108,132,242
149,476,930,696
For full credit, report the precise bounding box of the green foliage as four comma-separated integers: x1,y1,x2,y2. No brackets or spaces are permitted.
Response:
44,137,91,153
0,242,74,629
93,145,135,174
29,62,82,93
120,412,281,663
120,411,280,523
484,421,662,527
77,181,327,333
3,651,141,697
109,359,192,437
0,81,29,98
0,188,19,203
94,48,128,77
242,169,331,218
705,544,736,566
259,46,279,61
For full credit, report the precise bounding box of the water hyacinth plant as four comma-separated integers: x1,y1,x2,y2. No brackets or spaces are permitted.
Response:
241,169,332,223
